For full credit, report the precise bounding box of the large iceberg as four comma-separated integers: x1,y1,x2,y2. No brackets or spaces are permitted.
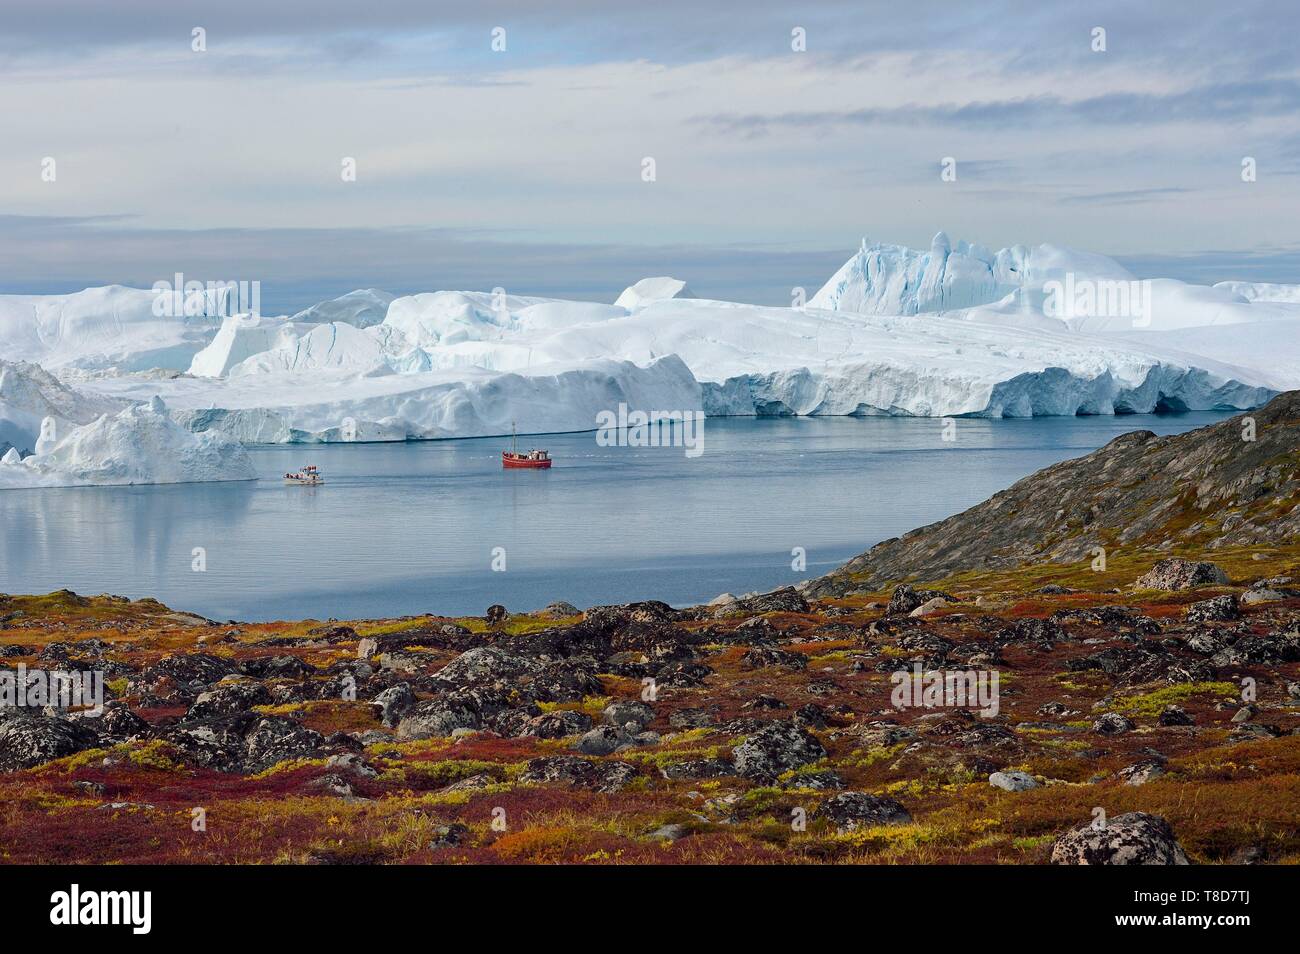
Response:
91,355,703,444
288,288,395,328
0,396,257,489
807,232,1131,315
812,232,1300,336
0,285,229,372
0,360,130,457
5,233,1297,452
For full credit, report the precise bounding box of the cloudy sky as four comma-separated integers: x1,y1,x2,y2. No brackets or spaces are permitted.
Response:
1,0,1297,312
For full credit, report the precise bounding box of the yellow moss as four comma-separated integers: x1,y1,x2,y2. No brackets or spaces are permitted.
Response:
1113,681,1237,717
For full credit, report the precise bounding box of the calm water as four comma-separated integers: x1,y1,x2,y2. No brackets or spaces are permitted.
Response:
0,414,1230,621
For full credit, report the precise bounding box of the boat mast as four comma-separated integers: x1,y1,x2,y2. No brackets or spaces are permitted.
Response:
511,421,517,455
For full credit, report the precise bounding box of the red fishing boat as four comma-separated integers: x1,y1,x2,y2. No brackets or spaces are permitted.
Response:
502,423,552,469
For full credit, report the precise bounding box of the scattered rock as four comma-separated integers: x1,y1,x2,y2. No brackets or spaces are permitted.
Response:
648,823,690,842
1186,595,1239,623
888,584,952,616
1135,559,1229,591
518,710,593,739
430,823,470,848
371,684,416,728
1241,589,1286,606
989,770,1040,792
537,601,580,619
732,720,827,781
910,597,952,618
573,725,634,756
244,717,324,771
1158,705,1195,726
1119,759,1166,786
1050,812,1189,865
1092,712,1136,735
813,792,911,831
660,758,735,780
0,716,99,771
741,646,807,670
518,756,638,793
602,700,654,730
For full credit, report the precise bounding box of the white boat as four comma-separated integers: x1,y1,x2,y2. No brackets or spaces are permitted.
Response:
284,464,324,485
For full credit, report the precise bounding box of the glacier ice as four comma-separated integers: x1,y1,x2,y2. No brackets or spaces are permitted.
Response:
0,360,130,457
0,395,256,489
2,233,1296,464
614,276,695,309
0,285,228,372
288,288,395,328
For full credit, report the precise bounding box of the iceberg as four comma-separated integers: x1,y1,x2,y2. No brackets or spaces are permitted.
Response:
0,360,130,457
288,288,395,328
614,276,695,310
12,234,1298,451
807,232,1132,315
0,285,228,371
0,396,257,489
812,232,1300,336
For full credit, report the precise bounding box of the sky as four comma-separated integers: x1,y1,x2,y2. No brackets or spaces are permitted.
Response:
0,0,1297,313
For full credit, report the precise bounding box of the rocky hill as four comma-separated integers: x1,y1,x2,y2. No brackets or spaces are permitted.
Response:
809,391,1300,596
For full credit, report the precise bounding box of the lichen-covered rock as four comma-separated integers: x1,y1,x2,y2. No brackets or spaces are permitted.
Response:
1050,812,1189,865
1186,595,1239,623
95,702,151,740
1158,705,1195,726
813,792,911,831
732,720,826,781
186,681,273,721
1092,712,1136,735
518,755,638,792
602,700,654,730
1136,559,1229,591
0,715,99,770
371,683,416,728
396,690,497,740
573,725,633,756
989,770,1039,792
740,646,807,670
888,584,952,616
1119,759,1166,786
139,652,238,694
537,601,580,619
659,758,736,780
244,716,324,771
430,823,470,848
517,709,593,739
434,647,539,689
740,587,809,615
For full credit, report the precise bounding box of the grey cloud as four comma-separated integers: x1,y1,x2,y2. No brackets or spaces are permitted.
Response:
1059,187,1190,206
0,215,847,312
694,77,1300,135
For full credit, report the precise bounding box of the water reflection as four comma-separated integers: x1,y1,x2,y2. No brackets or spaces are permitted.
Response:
0,413,1232,620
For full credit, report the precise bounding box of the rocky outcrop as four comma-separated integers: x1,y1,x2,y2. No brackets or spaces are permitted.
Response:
809,391,1300,594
